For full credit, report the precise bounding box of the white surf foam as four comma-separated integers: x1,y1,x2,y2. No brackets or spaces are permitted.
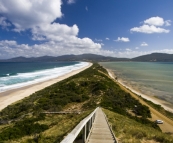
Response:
0,62,89,93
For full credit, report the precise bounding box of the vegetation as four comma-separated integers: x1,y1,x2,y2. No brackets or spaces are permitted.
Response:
142,97,173,120
0,114,48,141
0,63,172,142
132,53,173,62
1,53,173,62
104,109,173,143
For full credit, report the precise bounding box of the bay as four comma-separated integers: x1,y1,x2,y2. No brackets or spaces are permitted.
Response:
100,62,173,105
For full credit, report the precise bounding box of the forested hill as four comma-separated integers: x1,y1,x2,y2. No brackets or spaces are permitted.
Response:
0,54,128,62
0,53,173,62
131,53,173,62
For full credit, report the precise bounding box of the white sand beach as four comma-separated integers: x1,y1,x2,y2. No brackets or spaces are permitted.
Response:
107,69,173,113
0,63,92,111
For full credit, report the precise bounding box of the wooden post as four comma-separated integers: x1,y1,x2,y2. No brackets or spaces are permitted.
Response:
91,117,93,126
83,124,86,143
91,118,92,126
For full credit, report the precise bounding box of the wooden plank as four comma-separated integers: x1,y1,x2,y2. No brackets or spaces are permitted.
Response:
87,108,117,143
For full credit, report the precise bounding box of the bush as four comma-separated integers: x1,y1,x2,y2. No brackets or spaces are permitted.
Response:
0,117,48,141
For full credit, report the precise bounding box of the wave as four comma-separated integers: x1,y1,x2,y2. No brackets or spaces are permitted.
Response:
0,62,89,93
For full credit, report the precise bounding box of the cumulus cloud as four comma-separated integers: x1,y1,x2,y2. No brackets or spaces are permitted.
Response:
131,25,169,34
135,47,139,50
32,23,79,41
0,0,103,58
67,0,75,4
141,42,148,46
130,16,170,34
114,37,130,42
126,48,131,51
0,40,110,59
144,16,164,26
0,17,11,27
95,39,102,42
0,0,62,31
165,20,171,26
106,38,110,40
1,40,173,59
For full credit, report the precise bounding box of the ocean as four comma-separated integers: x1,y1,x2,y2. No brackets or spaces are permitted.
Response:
99,62,173,105
0,62,88,92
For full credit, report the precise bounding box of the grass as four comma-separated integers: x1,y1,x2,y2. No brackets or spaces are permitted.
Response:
142,97,173,121
0,63,173,142
103,108,173,143
2,110,92,143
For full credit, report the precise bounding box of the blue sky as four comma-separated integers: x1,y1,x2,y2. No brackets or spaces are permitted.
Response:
0,0,173,59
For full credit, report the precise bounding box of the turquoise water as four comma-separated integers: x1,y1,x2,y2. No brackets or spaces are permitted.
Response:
100,62,173,104
0,62,88,92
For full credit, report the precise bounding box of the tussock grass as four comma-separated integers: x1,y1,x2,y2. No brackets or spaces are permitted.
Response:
142,98,173,121
0,63,172,142
103,108,173,143
3,110,92,143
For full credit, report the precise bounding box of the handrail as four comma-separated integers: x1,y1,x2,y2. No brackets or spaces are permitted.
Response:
103,111,118,143
60,107,99,143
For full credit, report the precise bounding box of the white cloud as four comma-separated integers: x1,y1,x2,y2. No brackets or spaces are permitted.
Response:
1,2,172,59
130,17,170,34
106,38,110,40
0,17,11,27
95,39,102,42
0,0,103,58
135,47,139,50
85,6,88,11
114,37,130,42
32,23,79,41
165,20,171,26
1,40,173,59
141,42,148,46
67,0,75,4
0,40,17,46
144,16,164,26
0,40,101,59
130,24,169,34
126,48,131,51
0,0,62,31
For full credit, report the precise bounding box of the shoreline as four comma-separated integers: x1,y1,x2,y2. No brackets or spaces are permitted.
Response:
0,63,92,111
107,69,173,113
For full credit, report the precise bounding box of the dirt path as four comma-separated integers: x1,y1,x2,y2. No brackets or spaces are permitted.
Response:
98,70,173,133
117,82,173,133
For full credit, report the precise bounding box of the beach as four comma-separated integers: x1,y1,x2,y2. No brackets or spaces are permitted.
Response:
0,63,92,111
107,69,173,113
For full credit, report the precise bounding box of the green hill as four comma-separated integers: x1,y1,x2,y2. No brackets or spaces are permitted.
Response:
0,63,173,143
0,54,128,62
132,53,173,62
1,53,173,62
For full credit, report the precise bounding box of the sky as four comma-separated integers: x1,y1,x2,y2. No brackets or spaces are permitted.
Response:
0,0,173,59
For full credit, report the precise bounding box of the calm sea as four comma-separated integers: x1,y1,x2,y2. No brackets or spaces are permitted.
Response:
100,62,173,104
0,62,88,92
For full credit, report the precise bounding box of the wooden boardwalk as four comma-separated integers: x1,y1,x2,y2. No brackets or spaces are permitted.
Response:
86,108,117,143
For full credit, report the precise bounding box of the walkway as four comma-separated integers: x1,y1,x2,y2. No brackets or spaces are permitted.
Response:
86,108,117,143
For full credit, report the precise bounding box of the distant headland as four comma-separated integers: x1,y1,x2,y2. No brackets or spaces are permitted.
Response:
0,53,173,62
